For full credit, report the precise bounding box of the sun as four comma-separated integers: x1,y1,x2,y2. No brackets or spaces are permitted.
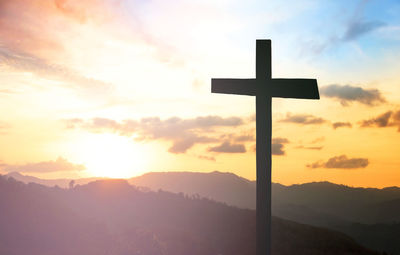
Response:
77,133,147,178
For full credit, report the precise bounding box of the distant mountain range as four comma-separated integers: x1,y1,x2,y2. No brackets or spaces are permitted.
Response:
5,171,400,254
129,171,400,224
9,170,400,226
0,175,381,255
130,171,257,209
129,171,400,255
5,171,104,188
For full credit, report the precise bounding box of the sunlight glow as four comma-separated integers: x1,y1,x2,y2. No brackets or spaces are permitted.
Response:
78,133,147,178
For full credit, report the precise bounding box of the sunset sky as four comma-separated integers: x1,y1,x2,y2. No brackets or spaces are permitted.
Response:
0,0,399,188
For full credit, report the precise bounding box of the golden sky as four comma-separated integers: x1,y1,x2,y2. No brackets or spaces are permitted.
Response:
0,0,399,188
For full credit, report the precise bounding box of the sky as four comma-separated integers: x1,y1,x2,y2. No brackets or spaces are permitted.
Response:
0,0,399,188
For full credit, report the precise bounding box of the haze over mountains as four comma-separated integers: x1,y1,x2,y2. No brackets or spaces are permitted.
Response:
0,174,381,255
130,171,400,221
129,171,400,254
5,171,104,188
5,171,400,254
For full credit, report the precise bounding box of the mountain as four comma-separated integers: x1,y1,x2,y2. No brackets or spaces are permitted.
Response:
272,181,400,224
11,170,400,223
5,171,400,254
130,171,257,209
129,171,400,224
5,171,105,188
129,171,400,254
364,197,400,223
0,175,380,255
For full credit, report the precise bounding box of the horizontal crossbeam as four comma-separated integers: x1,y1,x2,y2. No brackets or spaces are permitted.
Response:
270,79,319,99
211,78,319,99
211,79,256,96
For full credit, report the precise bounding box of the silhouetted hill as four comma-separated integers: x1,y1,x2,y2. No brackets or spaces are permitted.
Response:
5,171,104,188
130,171,257,209
0,175,379,255
129,171,400,223
365,198,400,223
0,176,111,255
6,171,400,254
12,170,400,224
129,171,400,254
273,181,400,223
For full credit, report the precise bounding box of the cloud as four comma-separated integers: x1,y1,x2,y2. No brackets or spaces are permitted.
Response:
219,133,255,142
64,118,84,129
343,19,385,41
0,46,113,94
342,0,385,42
53,0,104,23
280,113,326,125
271,137,289,156
320,85,385,106
65,115,245,153
394,111,400,121
311,137,325,143
360,111,392,127
296,137,323,150
0,0,187,79
234,135,255,142
296,145,323,150
0,0,156,99
0,0,119,44
208,141,246,153
332,122,352,129
307,155,369,169
0,121,10,134
359,110,400,131
250,137,289,155
1,157,85,173
301,0,385,55
197,155,216,161
270,144,284,155
169,135,216,154
85,117,121,132
378,25,400,41
361,111,393,127
0,89,17,94
272,138,289,144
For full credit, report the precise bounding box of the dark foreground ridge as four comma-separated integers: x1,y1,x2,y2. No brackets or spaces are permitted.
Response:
130,171,400,255
0,175,379,255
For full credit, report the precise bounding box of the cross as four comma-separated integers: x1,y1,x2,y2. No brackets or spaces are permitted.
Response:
211,40,319,255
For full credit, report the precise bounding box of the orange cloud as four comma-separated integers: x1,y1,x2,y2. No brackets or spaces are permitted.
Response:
359,110,400,131
332,122,352,129
64,116,246,154
0,0,119,57
1,157,85,173
280,113,326,125
208,141,246,153
307,155,369,169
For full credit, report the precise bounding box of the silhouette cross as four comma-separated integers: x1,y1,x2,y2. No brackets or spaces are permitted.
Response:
211,40,319,255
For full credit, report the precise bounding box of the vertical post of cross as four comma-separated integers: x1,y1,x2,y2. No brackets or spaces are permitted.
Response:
256,40,272,255
211,39,319,255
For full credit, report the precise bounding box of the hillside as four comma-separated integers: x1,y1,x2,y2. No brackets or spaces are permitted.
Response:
129,171,400,254
0,175,380,255
11,170,400,224
5,171,104,188
129,171,400,223
130,171,257,209
6,171,400,254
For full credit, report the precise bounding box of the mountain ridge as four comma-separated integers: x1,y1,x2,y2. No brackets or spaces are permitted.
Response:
0,175,381,255
6,170,400,191
4,170,400,254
